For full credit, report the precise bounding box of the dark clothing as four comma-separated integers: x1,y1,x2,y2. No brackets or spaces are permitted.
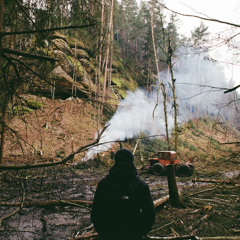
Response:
91,160,155,240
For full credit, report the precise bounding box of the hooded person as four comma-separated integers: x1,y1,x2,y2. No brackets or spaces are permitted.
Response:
91,148,155,240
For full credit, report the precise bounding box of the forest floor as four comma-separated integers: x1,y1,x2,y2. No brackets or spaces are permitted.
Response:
0,161,239,240
0,95,240,239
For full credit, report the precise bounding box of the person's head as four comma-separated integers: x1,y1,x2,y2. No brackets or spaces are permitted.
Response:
114,148,134,164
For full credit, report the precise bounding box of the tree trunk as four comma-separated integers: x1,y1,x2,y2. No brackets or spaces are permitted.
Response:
0,0,5,51
168,40,178,152
150,8,170,149
166,164,185,208
0,102,7,164
162,83,170,150
108,3,114,98
0,0,5,164
101,0,114,113
150,8,160,83
97,0,105,99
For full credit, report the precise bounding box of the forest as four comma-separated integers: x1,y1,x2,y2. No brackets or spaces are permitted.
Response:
0,0,240,239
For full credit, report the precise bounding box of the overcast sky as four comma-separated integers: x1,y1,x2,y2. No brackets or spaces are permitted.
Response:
160,0,240,90
164,0,240,36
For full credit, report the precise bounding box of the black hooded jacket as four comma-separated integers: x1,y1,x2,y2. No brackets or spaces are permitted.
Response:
91,150,155,240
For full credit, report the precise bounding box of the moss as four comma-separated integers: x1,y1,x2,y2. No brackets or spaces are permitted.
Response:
66,55,84,77
13,106,33,115
112,59,124,73
26,100,43,110
80,58,95,72
67,37,87,50
49,31,67,41
73,48,90,59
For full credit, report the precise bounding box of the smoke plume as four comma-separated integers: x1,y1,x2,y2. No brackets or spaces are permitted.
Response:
84,48,238,160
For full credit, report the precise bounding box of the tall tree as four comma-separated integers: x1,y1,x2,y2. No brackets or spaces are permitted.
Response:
101,0,114,113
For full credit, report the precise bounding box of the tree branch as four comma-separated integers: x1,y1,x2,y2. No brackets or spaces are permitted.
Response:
224,85,240,93
0,24,95,36
2,48,59,62
159,3,240,29
0,199,92,208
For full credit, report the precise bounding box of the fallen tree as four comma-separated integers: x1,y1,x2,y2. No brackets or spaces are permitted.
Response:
71,233,240,240
0,199,92,208
192,178,239,185
0,194,169,210
147,236,240,240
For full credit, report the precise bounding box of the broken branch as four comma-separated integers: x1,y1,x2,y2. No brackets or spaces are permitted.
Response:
0,199,92,208
0,24,95,36
2,48,59,62
192,179,238,185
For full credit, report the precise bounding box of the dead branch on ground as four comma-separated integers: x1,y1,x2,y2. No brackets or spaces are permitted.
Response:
0,199,92,208
147,236,240,240
185,186,219,198
192,179,239,185
0,208,21,227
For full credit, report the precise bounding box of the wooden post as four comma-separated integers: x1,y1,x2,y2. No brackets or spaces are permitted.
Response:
166,164,185,208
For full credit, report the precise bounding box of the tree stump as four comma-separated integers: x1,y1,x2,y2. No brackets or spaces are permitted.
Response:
166,164,185,208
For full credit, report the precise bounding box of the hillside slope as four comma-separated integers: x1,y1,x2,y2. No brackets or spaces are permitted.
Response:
4,93,240,178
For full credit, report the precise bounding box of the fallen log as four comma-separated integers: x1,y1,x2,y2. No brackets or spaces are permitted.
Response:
148,236,240,240
0,199,92,208
147,235,197,239
0,194,169,209
154,195,169,208
68,195,170,240
192,179,238,185
73,232,98,240
200,237,240,240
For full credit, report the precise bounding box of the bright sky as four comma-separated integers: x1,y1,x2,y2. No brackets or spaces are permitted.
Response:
162,0,240,91
165,0,240,35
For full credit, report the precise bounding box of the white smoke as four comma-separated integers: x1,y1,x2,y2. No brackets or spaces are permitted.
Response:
84,89,172,160
84,48,238,161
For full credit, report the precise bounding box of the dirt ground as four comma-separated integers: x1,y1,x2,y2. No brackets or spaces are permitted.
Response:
0,162,239,240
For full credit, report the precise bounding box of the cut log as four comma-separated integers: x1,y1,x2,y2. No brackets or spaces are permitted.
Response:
154,195,169,208
72,232,98,240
